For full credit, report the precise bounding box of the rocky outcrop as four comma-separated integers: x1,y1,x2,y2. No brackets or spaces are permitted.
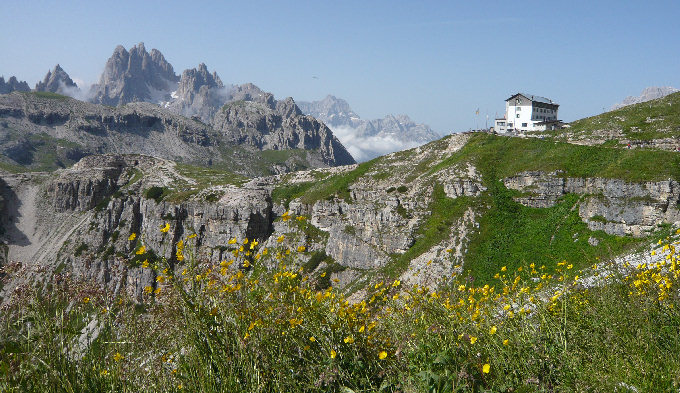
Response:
165,63,226,123
213,96,356,166
611,86,679,111
90,43,179,106
35,65,78,94
0,155,276,301
504,171,680,236
0,91,219,165
0,76,30,94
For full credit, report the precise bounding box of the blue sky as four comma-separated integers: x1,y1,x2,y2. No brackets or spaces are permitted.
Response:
2,0,679,134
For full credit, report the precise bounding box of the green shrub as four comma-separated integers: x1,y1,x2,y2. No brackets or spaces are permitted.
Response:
73,243,88,257
144,186,168,202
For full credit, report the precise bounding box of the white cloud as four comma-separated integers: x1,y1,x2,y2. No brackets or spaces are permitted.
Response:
331,126,422,162
58,78,96,102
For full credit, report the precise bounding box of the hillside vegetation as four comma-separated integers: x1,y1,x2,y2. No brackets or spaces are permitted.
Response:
3,91,680,391
546,91,680,147
2,224,679,392
270,132,679,288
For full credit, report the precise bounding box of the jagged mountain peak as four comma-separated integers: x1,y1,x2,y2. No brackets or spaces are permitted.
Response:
165,63,225,122
178,63,223,92
91,43,179,106
35,64,78,93
298,94,439,161
0,76,30,94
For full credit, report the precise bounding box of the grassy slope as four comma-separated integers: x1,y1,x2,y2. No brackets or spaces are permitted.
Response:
554,90,680,140
276,132,680,285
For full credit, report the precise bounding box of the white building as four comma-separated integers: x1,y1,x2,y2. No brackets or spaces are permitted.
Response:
494,93,561,133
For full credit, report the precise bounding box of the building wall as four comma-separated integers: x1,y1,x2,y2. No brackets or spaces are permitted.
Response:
494,119,507,132
504,94,560,132
506,101,533,131
531,104,558,123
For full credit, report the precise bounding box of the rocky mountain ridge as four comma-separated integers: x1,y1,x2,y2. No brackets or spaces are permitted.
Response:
164,63,225,123
35,64,78,94
0,91,354,174
90,43,179,106
611,86,679,110
298,95,440,161
3,129,679,303
0,76,30,94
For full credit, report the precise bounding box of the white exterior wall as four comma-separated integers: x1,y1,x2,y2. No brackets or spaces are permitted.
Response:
504,98,560,132
494,119,507,132
506,102,533,132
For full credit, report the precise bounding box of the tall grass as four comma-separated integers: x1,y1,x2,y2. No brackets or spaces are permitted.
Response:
1,218,680,392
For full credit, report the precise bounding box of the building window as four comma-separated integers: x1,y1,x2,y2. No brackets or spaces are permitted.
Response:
522,123,527,127
516,114,520,118
508,123,513,127
517,107,521,111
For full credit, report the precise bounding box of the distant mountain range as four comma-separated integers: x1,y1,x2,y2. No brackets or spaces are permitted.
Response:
0,43,355,173
611,86,679,110
297,95,440,161
1,42,442,166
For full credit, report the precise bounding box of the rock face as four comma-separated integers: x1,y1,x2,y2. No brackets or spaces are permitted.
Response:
212,95,356,166
0,155,275,301
2,132,680,302
504,171,680,236
91,43,179,106
298,95,439,143
611,86,679,110
165,63,226,123
0,91,218,166
0,91,355,174
0,76,30,94
298,95,440,161
35,64,78,94
358,114,440,143
297,95,362,129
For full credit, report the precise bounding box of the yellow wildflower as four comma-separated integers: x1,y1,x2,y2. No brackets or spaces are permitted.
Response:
136,245,146,255
160,223,170,233
113,352,124,362
469,336,478,344
482,363,490,374
128,233,136,241
277,235,285,243
297,245,306,252
330,350,337,359
378,351,387,360
343,336,355,344
489,326,497,335
309,336,316,342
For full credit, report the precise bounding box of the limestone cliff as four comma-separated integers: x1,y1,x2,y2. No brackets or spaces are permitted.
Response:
2,132,680,303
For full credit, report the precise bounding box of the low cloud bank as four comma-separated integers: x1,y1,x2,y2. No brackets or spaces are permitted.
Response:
331,126,422,162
